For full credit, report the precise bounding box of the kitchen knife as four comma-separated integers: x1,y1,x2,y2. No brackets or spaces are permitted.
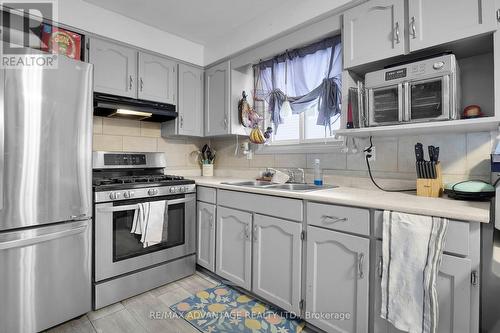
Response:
430,161,436,179
428,146,435,162
415,143,424,161
434,147,440,162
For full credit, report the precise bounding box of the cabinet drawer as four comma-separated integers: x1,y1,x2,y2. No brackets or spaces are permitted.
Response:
217,190,302,222
373,211,470,256
307,202,370,236
197,186,216,204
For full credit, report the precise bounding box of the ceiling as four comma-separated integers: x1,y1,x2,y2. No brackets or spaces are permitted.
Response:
83,0,353,64
83,0,298,45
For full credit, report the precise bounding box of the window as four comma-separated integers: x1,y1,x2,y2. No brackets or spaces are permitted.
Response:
254,36,342,147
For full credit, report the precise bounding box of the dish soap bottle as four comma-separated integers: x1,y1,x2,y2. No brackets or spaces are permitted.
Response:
313,159,323,186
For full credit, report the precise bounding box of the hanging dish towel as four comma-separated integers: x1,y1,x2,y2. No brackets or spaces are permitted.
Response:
131,201,167,247
381,210,448,333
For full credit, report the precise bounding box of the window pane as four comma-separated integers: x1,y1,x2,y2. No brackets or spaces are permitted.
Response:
304,106,340,140
273,114,300,142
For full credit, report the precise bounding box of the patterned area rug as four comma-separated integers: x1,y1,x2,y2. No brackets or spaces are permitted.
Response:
171,284,305,333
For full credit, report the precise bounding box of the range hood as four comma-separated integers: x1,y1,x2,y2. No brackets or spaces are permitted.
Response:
93,93,177,122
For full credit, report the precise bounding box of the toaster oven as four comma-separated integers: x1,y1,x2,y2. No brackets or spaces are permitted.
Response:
364,54,460,127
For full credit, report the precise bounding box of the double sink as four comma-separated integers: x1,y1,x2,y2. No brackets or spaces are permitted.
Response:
222,181,336,192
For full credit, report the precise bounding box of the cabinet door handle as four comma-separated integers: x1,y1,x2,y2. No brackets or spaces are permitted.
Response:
358,253,365,279
253,226,257,242
243,224,250,240
208,214,214,228
378,255,383,278
180,115,184,128
322,215,348,224
394,22,400,44
140,77,144,92
223,115,228,129
410,17,417,39
129,75,133,90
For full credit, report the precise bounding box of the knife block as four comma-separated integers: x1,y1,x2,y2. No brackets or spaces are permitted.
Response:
416,163,443,197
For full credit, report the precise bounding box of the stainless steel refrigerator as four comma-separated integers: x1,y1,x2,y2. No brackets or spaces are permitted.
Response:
0,52,93,333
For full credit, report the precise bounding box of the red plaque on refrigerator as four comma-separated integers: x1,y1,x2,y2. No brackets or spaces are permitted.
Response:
41,24,82,60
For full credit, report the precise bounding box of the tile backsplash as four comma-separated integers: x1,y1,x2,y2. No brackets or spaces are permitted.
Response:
93,117,203,176
92,116,496,186
210,131,496,185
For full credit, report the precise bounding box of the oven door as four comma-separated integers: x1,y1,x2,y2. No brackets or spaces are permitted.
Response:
406,75,450,123
94,193,195,282
367,84,404,126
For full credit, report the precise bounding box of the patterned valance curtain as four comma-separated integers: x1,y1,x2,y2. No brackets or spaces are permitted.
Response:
254,36,342,131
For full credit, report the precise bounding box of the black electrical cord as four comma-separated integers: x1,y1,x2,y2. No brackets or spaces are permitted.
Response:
364,136,417,192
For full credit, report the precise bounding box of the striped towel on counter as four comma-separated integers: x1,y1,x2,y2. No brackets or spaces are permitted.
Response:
381,211,448,333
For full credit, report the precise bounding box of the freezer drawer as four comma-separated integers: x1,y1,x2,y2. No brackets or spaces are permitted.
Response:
0,219,91,333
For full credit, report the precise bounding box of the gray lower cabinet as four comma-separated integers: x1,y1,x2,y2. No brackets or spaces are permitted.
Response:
89,37,137,98
138,52,177,104
306,226,370,333
196,201,215,271
373,242,472,333
252,214,302,314
216,206,252,289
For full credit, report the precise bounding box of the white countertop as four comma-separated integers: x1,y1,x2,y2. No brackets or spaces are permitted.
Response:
192,177,491,224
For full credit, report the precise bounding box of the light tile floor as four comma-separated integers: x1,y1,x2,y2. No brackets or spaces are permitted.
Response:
45,272,219,333
45,272,315,333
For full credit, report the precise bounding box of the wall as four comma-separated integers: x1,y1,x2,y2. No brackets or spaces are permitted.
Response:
204,0,355,65
93,117,203,176
58,0,204,65
210,131,494,189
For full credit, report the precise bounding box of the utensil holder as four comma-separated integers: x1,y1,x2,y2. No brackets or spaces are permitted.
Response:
202,164,214,177
416,163,443,197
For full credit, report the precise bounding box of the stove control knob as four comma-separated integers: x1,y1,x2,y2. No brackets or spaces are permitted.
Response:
180,186,186,193
124,191,134,199
169,187,175,193
109,192,120,200
148,189,158,196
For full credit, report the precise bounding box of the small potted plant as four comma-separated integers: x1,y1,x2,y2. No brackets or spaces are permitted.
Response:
195,144,216,177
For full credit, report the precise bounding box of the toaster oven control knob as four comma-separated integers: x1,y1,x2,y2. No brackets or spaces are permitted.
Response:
109,192,120,200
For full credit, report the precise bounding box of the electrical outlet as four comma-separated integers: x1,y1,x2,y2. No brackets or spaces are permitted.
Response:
365,146,376,162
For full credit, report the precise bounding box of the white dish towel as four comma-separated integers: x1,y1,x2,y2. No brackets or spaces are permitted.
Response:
381,210,448,333
131,201,167,248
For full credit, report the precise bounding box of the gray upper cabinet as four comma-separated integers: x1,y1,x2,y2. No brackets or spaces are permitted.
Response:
216,206,252,290
408,0,496,52
252,214,302,314
205,61,230,136
306,226,369,333
196,201,216,272
343,0,405,69
178,64,203,136
373,242,473,333
138,52,177,104
89,37,137,98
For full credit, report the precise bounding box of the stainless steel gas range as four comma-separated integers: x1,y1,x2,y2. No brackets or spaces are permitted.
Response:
92,151,196,309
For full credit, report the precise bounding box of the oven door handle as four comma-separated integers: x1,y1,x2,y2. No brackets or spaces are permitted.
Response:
98,204,139,213
166,197,195,206
97,197,195,213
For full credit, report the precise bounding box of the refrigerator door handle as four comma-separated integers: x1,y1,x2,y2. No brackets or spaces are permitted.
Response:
0,68,4,211
0,224,88,250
